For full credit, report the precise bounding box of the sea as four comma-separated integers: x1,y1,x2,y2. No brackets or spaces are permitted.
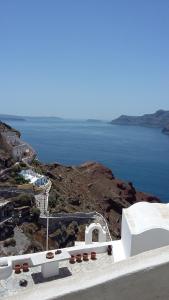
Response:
5,117,169,203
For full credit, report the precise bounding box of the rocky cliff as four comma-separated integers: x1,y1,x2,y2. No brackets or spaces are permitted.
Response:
0,121,36,166
111,110,169,132
37,161,160,239
0,123,161,255
0,122,20,169
0,121,20,137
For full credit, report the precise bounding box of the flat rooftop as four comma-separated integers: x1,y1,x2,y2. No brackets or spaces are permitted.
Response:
0,252,114,300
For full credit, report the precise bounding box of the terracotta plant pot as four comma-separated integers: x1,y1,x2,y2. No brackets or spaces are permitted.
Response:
69,255,75,264
76,254,82,263
83,253,89,261
91,251,96,260
46,252,54,259
15,264,21,274
107,245,112,256
22,263,29,272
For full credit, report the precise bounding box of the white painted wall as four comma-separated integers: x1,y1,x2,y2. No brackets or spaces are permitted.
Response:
131,228,169,256
121,210,131,258
0,259,12,280
121,203,169,258
85,223,107,244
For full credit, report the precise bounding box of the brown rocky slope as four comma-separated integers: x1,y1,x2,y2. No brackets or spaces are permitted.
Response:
0,121,161,252
38,161,160,239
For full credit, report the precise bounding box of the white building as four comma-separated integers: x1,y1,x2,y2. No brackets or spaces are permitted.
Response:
121,202,169,257
19,169,48,187
1,201,169,300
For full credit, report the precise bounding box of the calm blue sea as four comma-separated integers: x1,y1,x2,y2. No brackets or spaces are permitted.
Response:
6,118,169,202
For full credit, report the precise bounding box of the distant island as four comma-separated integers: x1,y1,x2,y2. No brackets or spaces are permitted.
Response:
0,114,26,121
111,110,169,134
28,116,63,120
0,114,64,122
86,119,102,123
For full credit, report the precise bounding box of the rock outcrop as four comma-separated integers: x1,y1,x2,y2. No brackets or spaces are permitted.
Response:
111,110,169,131
0,122,20,137
0,121,36,166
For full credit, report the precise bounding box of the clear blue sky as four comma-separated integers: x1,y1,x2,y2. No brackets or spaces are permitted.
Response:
0,0,169,119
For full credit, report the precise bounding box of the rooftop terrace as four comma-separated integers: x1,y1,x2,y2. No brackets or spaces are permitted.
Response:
1,202,169,300
0,251,114,299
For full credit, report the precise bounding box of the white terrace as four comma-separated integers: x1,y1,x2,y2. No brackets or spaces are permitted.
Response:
1,202,169,300
19,169,48,187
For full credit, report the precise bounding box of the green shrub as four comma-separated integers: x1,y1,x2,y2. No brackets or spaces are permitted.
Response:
19,162,27,168
14,174,30,184
15,193,34,207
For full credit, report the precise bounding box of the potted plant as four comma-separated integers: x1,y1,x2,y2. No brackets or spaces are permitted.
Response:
69,255,75,264
22,263,29,272
76,254,82,263
83,253,89,261
91,251,96,260
15,264,21,274
46,252,54,259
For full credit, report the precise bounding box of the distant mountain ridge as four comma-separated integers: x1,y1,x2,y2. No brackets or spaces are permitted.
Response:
0,114,63,121
0,114,25,121
111,110,169,134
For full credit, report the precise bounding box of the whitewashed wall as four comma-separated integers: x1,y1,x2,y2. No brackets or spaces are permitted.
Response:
121,209,131,258
131,228,169,256
121,208,169,258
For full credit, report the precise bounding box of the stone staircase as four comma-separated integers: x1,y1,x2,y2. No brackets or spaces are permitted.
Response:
35,181,51,217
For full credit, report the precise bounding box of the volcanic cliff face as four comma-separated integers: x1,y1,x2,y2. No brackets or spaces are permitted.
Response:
0,122,20,169
38,161,160,239
111,110,169,133
0,121,20,137
0,122,161,255
0,121,36,167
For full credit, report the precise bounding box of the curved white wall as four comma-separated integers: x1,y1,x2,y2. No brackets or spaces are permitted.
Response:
85,223,107,244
